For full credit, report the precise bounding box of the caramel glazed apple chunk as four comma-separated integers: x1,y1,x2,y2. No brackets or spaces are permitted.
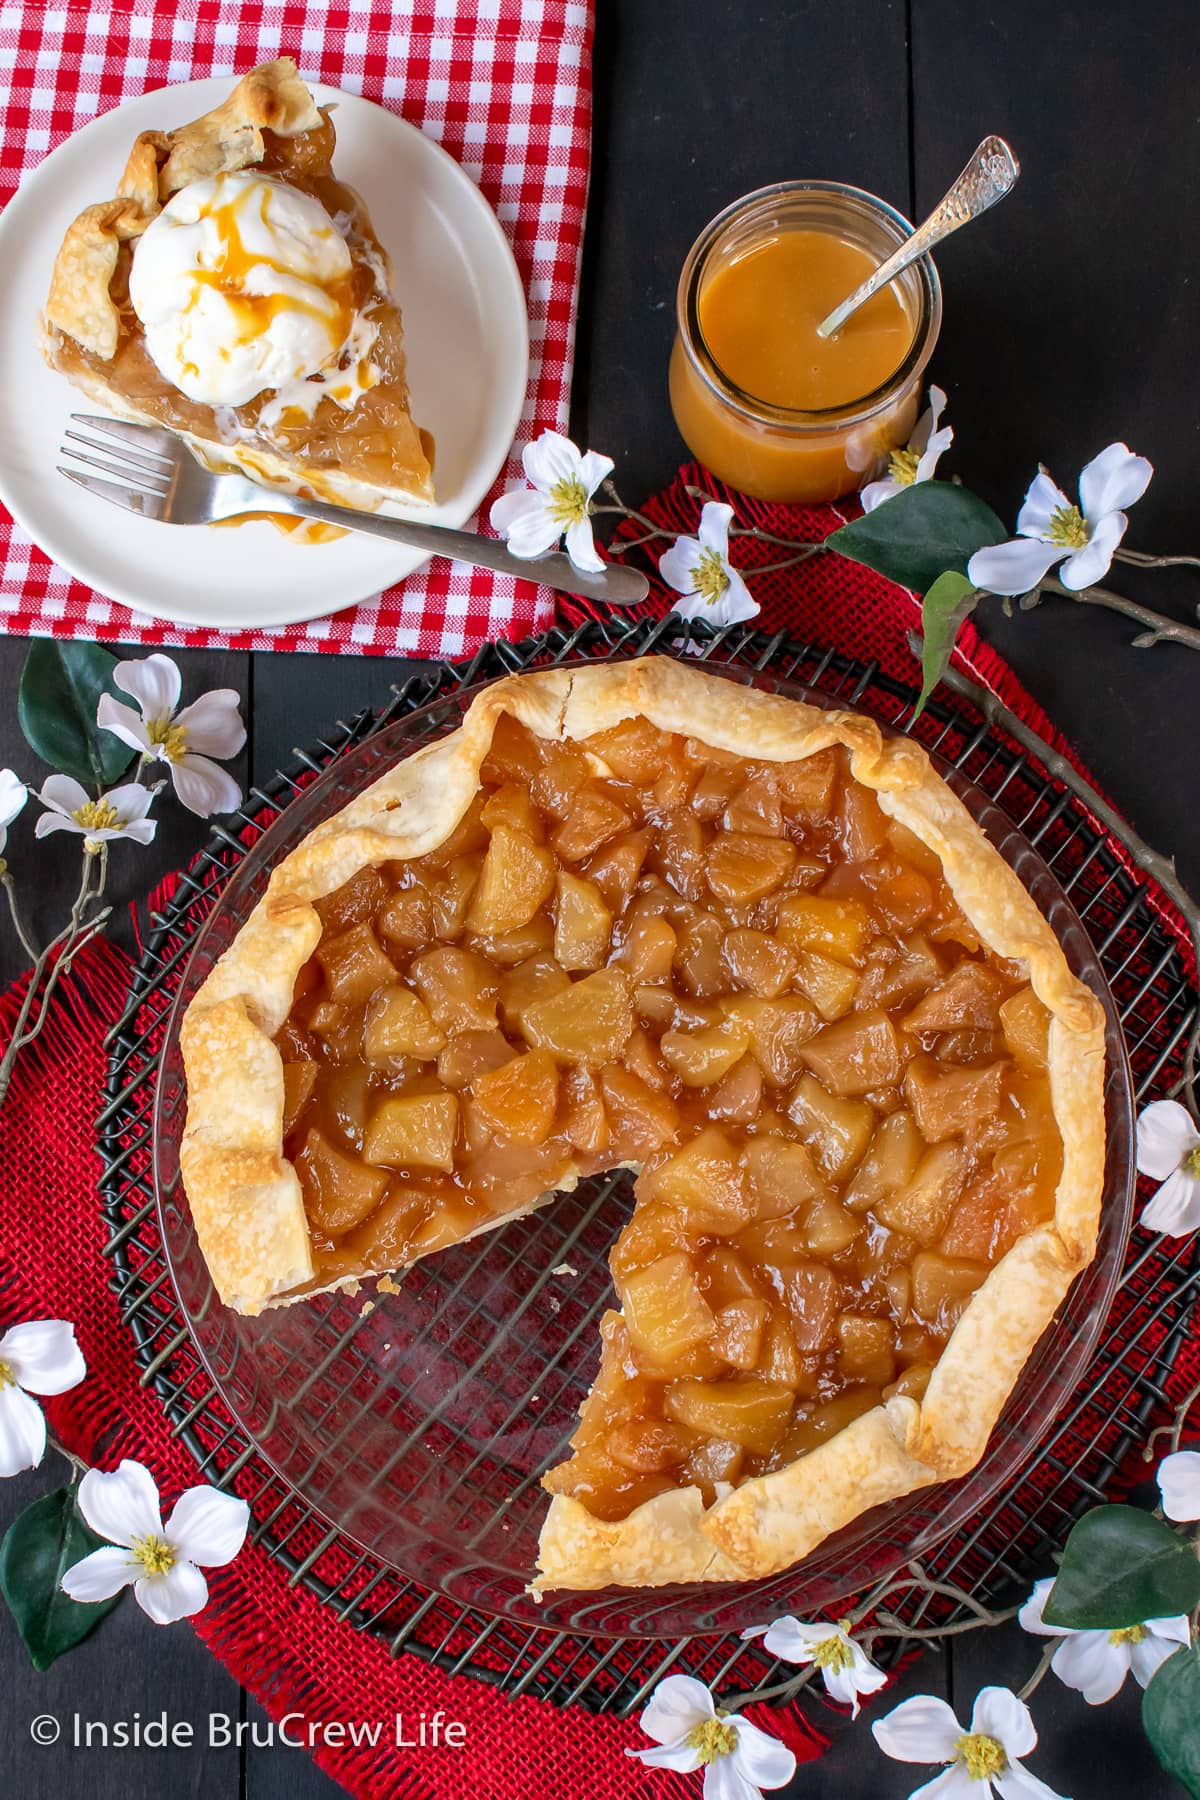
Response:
178,659,1106,1592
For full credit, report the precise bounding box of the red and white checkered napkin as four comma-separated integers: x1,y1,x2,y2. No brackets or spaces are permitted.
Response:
0,0,593,655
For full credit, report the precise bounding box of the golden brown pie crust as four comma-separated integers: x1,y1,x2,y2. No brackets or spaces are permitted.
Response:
179,657,1106,1591
41,58,433,511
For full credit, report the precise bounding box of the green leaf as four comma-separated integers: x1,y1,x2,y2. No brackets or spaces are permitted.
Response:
1042,1505,1200,1631
1143,1645,1200,1799
18,641,135,788
827,481,1007,596
0,1485,122,1670
913,571,979,720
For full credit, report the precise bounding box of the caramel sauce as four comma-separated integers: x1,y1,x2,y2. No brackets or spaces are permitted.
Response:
274,719,1063,1520
209,512,346,544
699,230,913,411
179,174,355,367
669,209,926,503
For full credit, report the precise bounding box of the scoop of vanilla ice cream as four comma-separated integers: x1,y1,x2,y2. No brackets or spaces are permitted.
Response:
128,171,354,407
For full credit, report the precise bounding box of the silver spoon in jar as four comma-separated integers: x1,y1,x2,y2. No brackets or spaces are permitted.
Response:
816,136,1020,339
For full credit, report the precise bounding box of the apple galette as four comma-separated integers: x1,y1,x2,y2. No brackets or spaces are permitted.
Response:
179,658,1105,1591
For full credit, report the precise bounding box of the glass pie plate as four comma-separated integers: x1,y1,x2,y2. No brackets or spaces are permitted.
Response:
151,662,1135,1638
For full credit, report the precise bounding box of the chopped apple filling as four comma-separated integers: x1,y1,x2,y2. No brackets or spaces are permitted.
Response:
274,711,1064,1518
554,871,612,971
792,948,860,1020
364,985,446,1061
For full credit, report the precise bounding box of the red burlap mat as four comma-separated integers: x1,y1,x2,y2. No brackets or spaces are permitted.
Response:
1,465,1196,1800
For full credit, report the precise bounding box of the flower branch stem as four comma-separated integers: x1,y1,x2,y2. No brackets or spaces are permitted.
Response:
91,841,110,905
1116,547,1200,572
1148,1376,1200,1459
867,1605,1021,1644
854,1567,918,1620
603,525,672,552
721,1661,822,1711
1172,1378,1200,1454
1042,575,1200,652
1016,1639,1059,1703
44,906,110,992
1,873,39,962
861,1564,1006,1626
748,549,826,575
680,486,825,553
0,923,77,1098
48,1428,90,1483
36,864,109,1010
597,483,664,538
0,848,105,1106
598,480,833,567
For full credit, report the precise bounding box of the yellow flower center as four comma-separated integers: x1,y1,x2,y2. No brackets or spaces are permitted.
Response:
887,445,922,486
71,799,120,834
0,1359,14,1390
146,717,189,763
130,1533,176,1577
1046,503,1089,549
1182,1146,1200,1178
691,546,730,605
547,474,590,527
957,1733,1008,1781
686,1717,738,1764
1108,1624,1149,1646
812,1634,854,1673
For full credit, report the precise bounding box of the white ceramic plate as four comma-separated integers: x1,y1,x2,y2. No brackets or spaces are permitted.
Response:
0,80,529,631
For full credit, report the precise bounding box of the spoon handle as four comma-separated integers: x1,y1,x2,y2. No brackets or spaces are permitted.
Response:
816,136,1020,339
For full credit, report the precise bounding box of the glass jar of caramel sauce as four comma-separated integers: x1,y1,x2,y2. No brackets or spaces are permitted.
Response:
669,181,942,504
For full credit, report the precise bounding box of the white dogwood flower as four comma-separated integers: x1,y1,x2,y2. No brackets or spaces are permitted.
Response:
1135,1097,1200,1236
741,1615,887,1718
873,1686,1064,1798
660,501,760,631
489,430,614,574
1157,1449,1200,1522
861,385,953,512
62,1459,249,1626
0,769,27,858
1019,1577,1190,1706
35,776,156,853
96,654,244,819
626,1673,796,1799
967,443,1152,596
0,1320,86,1477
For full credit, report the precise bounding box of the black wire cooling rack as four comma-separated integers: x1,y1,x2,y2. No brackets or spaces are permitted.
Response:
96,615,1200,1717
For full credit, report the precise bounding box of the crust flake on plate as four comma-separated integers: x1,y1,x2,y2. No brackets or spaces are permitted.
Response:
179,656,1107,1590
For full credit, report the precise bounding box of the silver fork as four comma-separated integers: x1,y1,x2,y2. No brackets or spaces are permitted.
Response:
58,414,650,608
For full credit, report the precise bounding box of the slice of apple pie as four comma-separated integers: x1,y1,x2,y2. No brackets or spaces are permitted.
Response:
180,657,1106,1591
41,58,433,512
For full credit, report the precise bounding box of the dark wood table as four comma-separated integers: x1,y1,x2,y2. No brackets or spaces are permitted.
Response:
1,2,1195,1793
